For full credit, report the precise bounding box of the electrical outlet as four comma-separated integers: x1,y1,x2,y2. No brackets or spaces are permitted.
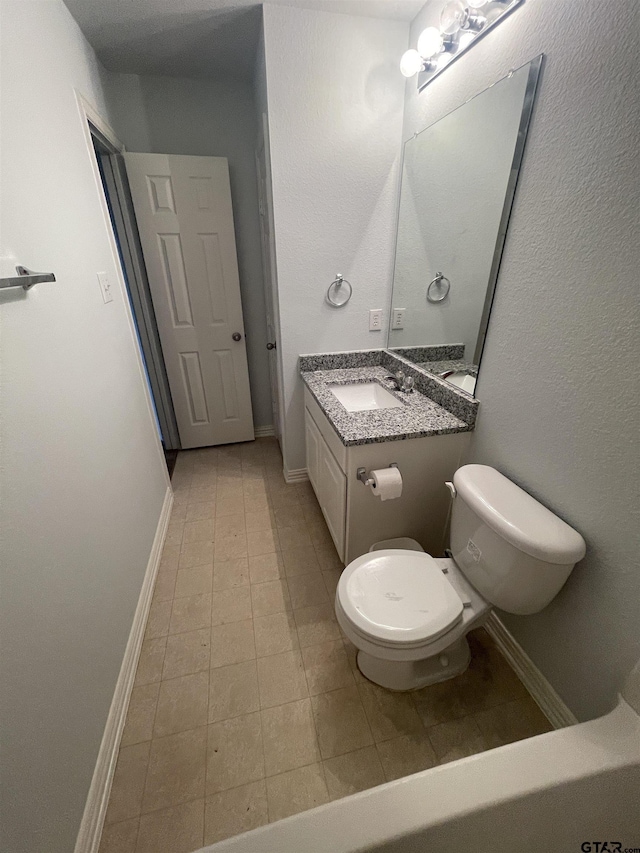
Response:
369,309,383,331
391,308,405,330
97,272,113,304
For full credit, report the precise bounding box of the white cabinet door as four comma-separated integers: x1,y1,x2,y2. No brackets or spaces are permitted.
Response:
125,153,254,448
305,409,321,492
317,435,346,561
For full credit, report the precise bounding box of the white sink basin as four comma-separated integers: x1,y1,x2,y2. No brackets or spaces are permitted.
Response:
328,382,404,412
444,371,476,394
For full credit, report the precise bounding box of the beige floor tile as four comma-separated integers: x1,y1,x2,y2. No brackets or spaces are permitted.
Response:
159,544,180,572
358,682,425,743
274,504,306,528
281,546,321,578
213,557,250,590
179,541,214,570
376,732,437,781
144,599,171,640
244,510,275,533
152,569,177,603
169,501,187,522
455,639,527,714
257,650,308,708
254,612,299,657
215,513,246,539
162,629,211,680
266,763,329,822
188,485,217,505
307,521,333,548
412,678,469,728
321,569,342,599
121,683,160,747
242,478,267,496
314,542,342,571
288,574,329,609
342,639,367,684
174,565,213,599
211,586,252,625
278,525,313,552
165,523,185,548
474,697,551,749
261,699,320,776
301,640,354,696
248,552,285,584
169,593,212,635
311,686,373,759
323,745,385,800
210,619,256,668
215,495,245,517
136,799,204,853
244,494,269,514
214,534,249,562
183,519,215,543
209,660,260,723
250,579,291,618
186,501,216,522
135,637,167,686
427,716,488,764
294,603,341,648
206,712,265,794
204,781,268,845
247,527,279,557
153,671,209,737
105,742,150,824
98,817,138,853
142,727,207,813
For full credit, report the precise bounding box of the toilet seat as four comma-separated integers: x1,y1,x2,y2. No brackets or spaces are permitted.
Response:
337,550,464,648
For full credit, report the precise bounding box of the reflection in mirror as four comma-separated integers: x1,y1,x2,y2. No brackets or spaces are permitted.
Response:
388,56,542,396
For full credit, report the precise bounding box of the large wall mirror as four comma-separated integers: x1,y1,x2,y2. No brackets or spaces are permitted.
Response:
387,55,543,396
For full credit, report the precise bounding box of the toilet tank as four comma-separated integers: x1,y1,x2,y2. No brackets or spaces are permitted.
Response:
449,465,586,615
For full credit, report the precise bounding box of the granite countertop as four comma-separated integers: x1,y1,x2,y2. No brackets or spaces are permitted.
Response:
301,365,472,446
416,359,478,377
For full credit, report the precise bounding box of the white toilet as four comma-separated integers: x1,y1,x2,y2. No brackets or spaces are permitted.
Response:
335,464,586,691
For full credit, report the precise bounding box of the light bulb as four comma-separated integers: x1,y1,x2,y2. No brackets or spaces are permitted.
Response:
467,0,489,7
417,26,443,59
440,0,467,35
400,49,423,78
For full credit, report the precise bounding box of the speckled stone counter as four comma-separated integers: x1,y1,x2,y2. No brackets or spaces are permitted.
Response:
416,360,478,377
300,365,472,447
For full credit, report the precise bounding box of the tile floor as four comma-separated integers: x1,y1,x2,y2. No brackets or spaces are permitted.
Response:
100,438,552,853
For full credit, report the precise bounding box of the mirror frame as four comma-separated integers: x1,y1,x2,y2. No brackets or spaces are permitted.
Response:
387,54,544,389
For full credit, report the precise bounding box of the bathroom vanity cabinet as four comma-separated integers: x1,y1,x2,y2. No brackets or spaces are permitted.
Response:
304,388,469,565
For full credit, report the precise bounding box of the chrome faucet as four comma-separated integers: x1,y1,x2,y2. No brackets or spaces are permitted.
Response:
387,371,415,393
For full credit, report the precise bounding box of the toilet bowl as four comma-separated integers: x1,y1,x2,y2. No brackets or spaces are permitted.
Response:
335,465,586,691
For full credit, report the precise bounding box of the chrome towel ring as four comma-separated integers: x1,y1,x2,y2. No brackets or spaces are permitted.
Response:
326,273,352,308
427,272,451,303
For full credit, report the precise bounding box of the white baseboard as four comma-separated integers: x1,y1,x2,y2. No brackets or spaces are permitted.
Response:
485,612,578,730
254,425,275,438
74,487,174,853
283,467,309,484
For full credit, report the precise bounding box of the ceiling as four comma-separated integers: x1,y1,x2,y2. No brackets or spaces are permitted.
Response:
63,0,423,83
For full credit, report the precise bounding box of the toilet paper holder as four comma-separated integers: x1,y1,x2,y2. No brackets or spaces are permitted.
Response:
357,463,399,487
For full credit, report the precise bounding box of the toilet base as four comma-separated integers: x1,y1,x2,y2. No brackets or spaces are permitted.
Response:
356,638,471,691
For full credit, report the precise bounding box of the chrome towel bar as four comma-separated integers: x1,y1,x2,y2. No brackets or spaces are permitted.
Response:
0,265,56,291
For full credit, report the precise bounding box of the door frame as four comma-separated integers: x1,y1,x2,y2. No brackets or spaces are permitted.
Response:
76,92,180,451
255,112,286,455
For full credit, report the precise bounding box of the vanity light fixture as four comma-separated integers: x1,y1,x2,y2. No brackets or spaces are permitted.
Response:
399,0,523,91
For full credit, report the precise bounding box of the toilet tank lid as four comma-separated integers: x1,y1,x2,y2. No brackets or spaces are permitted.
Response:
453,465,586,564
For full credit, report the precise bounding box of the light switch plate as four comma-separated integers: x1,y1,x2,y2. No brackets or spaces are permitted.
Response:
391,308,405,330
97,271,113,304
369,309,383,331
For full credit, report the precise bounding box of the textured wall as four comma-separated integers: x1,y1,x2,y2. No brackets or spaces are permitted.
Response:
404,0,640,720
262,4,408,473
103,72,273,430
0,2,169,850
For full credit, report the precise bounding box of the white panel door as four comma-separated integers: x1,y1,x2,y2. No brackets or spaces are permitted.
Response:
125,153,254,448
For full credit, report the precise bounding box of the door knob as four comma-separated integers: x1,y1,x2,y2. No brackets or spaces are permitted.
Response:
266,342,276,350
232,332,242,341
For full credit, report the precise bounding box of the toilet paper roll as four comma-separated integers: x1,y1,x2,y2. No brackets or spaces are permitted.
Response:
370,467,403,501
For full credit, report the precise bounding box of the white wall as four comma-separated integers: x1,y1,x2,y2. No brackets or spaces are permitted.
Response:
262,4,408,473
0,3,169,851
103,71,273,431
404,0,640,720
